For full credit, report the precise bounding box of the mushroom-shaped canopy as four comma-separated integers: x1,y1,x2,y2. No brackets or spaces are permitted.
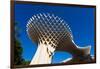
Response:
26,13,73,50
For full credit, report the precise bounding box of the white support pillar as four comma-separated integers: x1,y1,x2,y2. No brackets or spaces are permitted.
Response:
30,42,55,65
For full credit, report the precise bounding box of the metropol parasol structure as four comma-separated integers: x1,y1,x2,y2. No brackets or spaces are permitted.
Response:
26,13,93,65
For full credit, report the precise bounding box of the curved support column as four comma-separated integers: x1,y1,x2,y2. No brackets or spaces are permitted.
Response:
30,42,55,65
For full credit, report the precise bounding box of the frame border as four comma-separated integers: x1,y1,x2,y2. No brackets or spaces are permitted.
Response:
11,0,96,68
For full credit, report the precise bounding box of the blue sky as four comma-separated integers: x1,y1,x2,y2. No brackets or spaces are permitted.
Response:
15,2,95,63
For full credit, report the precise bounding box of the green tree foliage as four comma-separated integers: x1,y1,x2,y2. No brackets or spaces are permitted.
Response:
14,22,30,65
14,38,25,65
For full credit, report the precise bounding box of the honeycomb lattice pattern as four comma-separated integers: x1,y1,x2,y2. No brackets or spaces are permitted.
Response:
26,13,73,49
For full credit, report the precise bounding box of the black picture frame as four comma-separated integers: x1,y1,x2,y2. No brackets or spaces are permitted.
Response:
11,0,96,68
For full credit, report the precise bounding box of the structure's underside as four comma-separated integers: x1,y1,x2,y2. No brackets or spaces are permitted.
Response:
26,13,94,65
